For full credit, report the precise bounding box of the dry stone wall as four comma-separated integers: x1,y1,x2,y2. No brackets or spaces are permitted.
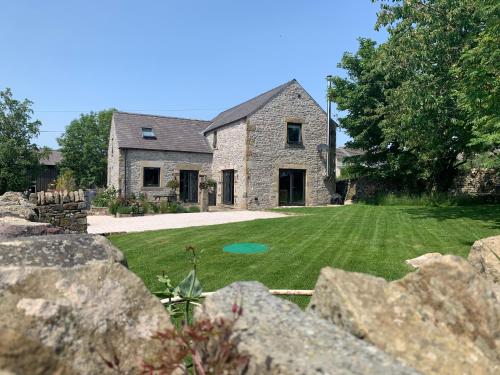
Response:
30,190,87,233
451,168,499,196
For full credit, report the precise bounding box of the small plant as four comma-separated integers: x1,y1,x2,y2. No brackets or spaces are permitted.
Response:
116,205,133,215
92,186,117,207
145,246,249,374
56,170,77,191
199,179,217,191
159,201,170,214
168,202,186,213
188,205,200,213
142,307,248,374
167,179,180,190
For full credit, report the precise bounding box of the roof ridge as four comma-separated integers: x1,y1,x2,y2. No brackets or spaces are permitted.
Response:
114,111,210,123
203,79,297,134
209,79,296,121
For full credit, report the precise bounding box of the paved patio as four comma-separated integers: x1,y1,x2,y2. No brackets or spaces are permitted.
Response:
87,210,287,234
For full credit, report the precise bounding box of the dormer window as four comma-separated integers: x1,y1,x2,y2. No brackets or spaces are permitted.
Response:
142,127,156,139
287,122,302,145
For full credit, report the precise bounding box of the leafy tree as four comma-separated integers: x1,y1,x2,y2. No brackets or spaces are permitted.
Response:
453,0,500,153
0,88,42,194
58,109,114,188
329,38,422,189
375,0,484,191
331,0,496,191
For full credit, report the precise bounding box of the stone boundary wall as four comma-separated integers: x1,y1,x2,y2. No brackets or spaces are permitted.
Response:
451,168,499,196
341,168,499,201
29,190,87,233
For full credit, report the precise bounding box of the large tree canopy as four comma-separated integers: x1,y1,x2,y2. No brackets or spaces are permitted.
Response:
330,0,499,191
58,109,114,188
0,88,42,194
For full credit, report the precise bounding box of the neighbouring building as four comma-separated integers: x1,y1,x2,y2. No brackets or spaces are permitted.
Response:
107,79,337,209
336,147,364,178
34,150,62,192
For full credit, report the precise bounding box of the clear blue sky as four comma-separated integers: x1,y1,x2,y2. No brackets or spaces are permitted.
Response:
1,1,387,149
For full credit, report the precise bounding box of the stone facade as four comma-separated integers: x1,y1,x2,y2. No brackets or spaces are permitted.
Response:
107,118,121,190
108,81,335,209
31,190,87,233
208,119,248,208
245,81,334,209
123,149,212,199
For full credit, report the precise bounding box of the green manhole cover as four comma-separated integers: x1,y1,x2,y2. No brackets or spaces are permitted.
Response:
223,242,268,254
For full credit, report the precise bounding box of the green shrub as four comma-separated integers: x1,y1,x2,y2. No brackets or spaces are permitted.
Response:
116,205,133,215
141,200,151,214
92,186,117,207
187,205,200,213
151,203,160,213
358,192,494,207
167,202,186,213
56,170,77,191
159,201,169,214
166,179,180,190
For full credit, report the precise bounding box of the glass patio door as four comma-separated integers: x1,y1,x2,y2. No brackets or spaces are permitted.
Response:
279,169,305,206
222,170,234,205
180,170,199,203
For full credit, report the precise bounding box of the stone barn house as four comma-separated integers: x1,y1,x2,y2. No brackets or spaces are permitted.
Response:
107,79,336,209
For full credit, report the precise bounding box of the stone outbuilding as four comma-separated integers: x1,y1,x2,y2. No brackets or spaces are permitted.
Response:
107,79,336,209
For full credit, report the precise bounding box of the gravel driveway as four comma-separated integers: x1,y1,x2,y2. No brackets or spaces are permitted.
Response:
87,210,287,234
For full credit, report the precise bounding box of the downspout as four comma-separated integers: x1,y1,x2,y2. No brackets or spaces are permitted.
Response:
326,75,334,179
123,149,128,197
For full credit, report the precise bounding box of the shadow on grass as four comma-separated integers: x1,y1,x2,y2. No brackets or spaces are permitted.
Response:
402,204,500,230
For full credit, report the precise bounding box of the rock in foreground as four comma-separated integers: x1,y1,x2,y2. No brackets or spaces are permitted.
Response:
468,235,500,284
197,281,418,375
0,234,171,374
0,192,37,221
308,256,500,375
0,216,63,239
405,252,442,268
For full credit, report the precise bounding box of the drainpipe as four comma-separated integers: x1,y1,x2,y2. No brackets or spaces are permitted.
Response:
326,75,334,179
123,149,128,197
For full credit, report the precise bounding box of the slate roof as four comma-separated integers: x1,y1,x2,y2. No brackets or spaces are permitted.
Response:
40,150,63,166
203,79,297,134
336,147,364,160
113,112,212,154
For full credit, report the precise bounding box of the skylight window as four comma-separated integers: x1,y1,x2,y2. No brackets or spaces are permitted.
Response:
142,127,156,139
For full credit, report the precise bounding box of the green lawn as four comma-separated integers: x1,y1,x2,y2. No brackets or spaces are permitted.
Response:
109,204,499,307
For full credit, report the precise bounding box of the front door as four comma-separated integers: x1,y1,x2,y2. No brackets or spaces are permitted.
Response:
279,169,305,206
180,170,199,203
222,170,234,205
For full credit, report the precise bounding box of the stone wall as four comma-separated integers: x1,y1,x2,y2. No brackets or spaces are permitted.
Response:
209,119,248,208
451,168,499,196
122,149,212,200
107,117,121,190
31,190,87,233
246,81,334,209
343,168,499,202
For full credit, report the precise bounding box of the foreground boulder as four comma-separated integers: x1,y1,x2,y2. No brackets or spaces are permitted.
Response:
197,281,418,375
0,192,37,221
0,234,171,374
405,252,442,268
0,216,63,239
468,235,500,284
308,256,500,375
